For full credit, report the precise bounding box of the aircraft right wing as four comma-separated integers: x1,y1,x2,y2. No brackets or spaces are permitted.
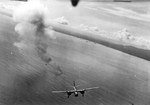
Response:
85,87,99,91
77,87,99,92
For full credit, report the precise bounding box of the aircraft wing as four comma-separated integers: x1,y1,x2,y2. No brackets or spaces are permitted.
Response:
52,90,75,94
52,91,67,93
85,87,99,91
77,87,99,92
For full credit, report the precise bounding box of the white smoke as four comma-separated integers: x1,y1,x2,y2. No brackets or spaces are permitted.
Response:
54,16,69,25
13,0,55,64
79,24,150,50
13,0,48,23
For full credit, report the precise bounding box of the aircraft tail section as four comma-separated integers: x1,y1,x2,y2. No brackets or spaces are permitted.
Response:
73,81,76,87
73,81,80,88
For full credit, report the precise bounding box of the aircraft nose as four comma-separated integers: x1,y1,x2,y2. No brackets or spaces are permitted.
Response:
75,94,78,97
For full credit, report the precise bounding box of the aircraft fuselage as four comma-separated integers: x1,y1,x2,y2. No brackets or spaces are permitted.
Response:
73,86,78,97
74,91,78,97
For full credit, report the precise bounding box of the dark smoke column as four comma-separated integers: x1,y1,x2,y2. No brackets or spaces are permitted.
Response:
71,0,80,7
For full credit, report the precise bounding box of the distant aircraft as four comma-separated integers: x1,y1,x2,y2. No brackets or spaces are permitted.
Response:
12,0,28,1
13,0,79,7
70,0,80,7
52,81,99,98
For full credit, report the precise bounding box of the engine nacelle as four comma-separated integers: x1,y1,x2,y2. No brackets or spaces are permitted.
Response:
67,91,72,98
67,91,72,96
80,89,85,96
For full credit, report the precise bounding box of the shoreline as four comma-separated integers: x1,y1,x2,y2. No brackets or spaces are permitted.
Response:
1,1,150,61
48,22,150,61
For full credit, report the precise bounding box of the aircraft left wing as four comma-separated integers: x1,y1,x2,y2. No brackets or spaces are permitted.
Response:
52,91,67,93
52,90,75,94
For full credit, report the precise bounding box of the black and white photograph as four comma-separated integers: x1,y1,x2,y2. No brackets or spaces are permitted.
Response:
0,0,150,105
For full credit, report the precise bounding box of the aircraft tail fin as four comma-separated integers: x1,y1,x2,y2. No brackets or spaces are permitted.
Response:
73,81,80,87
73,81,76,86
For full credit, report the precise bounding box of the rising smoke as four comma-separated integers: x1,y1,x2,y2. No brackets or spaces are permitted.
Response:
13,0,63,76
13,0,55,64
0,1,64,103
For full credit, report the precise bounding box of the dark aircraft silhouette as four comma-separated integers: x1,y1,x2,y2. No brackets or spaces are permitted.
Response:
52,81,99,98
70,0,80,7
12,0,28,1
13,0,79,7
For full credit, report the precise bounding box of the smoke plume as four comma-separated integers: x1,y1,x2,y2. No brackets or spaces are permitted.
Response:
13,0,55,64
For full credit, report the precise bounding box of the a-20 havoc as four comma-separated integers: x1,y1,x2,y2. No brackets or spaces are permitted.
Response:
52,81,99,98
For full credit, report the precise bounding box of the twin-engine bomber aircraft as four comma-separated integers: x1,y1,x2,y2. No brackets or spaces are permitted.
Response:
52,81,99,98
